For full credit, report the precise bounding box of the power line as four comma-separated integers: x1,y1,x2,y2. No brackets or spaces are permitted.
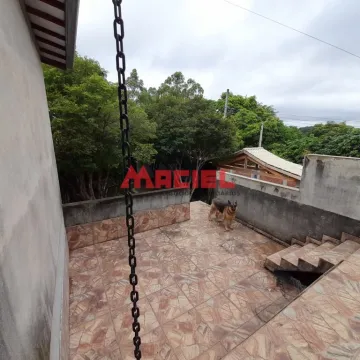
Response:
275,111,360,123
281,118,360,124
277,114,357,122
279,115,360,122
280,116,360,122
223,0,360,61
277,113,347,121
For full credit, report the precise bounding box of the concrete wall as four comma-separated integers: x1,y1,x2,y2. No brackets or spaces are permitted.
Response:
216,167,360,244
63,188,190,227
300,154,360,221
0,1,68,359
63,189,191,250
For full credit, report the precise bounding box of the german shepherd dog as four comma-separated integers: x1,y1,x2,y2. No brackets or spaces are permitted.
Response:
208,198,237,231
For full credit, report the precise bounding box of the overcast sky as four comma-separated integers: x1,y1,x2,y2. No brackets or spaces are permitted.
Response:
77,0,360,128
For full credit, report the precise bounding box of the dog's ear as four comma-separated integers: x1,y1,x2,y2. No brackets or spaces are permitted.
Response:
228,200,231,205
234,201,237,206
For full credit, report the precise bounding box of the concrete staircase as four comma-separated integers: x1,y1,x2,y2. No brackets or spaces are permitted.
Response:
265,232,360,274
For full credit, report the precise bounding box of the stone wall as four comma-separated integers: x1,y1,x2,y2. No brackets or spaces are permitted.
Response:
216,156,360,244
63,189,191,250
0,1,68,359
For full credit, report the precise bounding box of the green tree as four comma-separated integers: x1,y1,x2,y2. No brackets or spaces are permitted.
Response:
157,72,204,99
186,115,239,198
128,100,157,164
217,94,288,149
146,72,207,168
126,69,145,102
43,54,156,202
271,122,360,163
321,131,360,157
152,95,194,168
272,136,316,164
44,55,120,200
307,122,360,157
146,74,240,196
217,93,276,118
44,55,360,202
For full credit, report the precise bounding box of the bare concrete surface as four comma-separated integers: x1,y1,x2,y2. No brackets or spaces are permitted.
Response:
0,1,68,359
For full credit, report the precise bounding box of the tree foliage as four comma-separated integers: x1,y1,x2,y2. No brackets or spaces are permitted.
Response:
274,122,360,162
43,53,360,202
43,54,156,201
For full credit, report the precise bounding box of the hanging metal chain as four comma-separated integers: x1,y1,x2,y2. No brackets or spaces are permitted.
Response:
112,1,141,359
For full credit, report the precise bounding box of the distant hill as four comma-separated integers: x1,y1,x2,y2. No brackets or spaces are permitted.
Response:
298,126,314,135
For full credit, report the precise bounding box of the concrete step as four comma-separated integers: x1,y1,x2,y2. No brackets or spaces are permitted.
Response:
318,240,360,273
341,232,360,244
280,243,318,270
291,238,305,246
264,245,301,272
305,236,322,246
297,241,336,272
322,235,341,245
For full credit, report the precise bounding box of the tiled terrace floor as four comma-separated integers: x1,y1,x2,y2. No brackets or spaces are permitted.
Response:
223,249,360,360
69,201,301,360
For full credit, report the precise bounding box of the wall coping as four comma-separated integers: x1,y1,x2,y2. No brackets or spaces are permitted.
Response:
62,188,190,208
62,188,191,227
217,171,301,203
219,171,300,192
305,154,360,161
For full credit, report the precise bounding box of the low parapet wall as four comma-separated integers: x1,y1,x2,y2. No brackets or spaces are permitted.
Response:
216,166,360,244
63,189,190,250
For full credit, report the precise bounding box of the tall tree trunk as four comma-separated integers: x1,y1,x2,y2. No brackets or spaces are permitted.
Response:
78,174,91,201
88,172,96,199
102,170,110,198
60,175,80,203
189,158,206,200
97,171,102,198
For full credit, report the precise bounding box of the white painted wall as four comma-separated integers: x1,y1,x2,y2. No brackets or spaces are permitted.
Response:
0,1,68,359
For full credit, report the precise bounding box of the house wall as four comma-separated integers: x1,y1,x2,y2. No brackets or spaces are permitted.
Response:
63,189,191,250
216,157,360,244
0,1,68,359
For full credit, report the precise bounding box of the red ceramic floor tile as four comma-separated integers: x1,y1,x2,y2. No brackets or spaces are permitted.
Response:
162,309,219,360
113,298,160,345
147,284,193,325
70,313,119,358
120,326,177,360
174,271,221,307
69,289,109,330
139,266,175,296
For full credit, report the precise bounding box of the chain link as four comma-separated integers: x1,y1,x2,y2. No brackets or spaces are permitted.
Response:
112,1,141,358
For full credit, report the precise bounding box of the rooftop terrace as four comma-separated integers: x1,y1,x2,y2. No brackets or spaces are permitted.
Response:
223,249,360,359
69,201,301,360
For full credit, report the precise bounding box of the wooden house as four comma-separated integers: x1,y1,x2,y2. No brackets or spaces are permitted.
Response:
213,147,303,187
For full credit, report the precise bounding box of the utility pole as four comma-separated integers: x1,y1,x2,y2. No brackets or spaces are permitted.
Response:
258,122,264,147
223,89,229,118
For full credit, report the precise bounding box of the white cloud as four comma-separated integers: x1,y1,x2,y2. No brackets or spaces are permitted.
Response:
77,0,360,127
